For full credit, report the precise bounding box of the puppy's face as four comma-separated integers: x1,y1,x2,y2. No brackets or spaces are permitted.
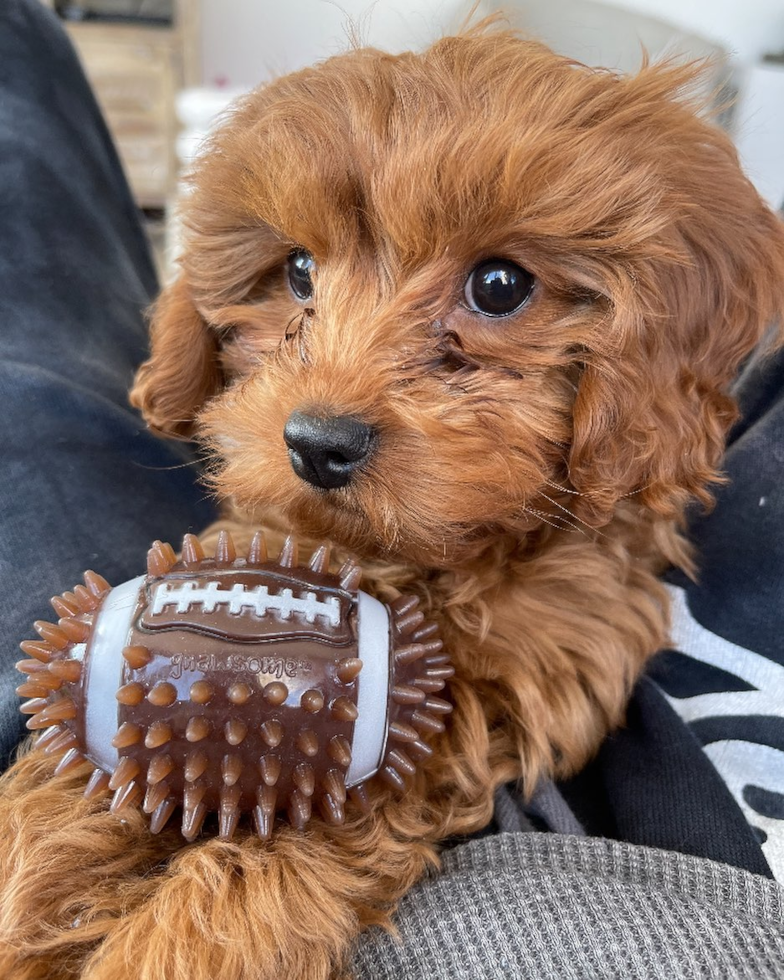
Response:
132,33,784,568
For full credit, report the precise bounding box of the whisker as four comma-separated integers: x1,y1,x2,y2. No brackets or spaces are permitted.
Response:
520,506,578,534
535,491,606,539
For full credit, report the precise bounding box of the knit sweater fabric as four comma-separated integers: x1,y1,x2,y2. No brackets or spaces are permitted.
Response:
352,834,784,979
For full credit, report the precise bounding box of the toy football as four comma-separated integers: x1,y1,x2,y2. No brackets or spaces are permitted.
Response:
16,532,453,841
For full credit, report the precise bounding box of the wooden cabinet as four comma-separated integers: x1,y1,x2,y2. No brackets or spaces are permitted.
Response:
60,3,199,208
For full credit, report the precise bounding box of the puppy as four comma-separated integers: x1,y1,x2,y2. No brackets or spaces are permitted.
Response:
1,26,783,980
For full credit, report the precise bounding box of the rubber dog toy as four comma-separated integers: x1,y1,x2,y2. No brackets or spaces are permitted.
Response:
17,532,453,841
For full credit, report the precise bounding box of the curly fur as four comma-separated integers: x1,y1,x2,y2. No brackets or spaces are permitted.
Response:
2,25,783,980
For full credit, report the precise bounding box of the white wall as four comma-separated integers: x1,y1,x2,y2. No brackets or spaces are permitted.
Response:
601,0,784,64
200,0,471,89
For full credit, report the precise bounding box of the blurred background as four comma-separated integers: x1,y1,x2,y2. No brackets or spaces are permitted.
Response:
43,0,784,275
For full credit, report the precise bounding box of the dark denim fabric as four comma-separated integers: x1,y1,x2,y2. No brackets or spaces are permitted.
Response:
0,0,216,763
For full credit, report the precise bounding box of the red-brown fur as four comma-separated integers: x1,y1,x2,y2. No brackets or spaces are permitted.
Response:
1,26,783,980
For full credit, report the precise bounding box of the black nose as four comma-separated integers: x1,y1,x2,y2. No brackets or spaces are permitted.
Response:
283,411,378,490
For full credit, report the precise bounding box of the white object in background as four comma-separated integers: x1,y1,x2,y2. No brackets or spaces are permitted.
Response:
734,61,784,212
164,86,246,278
175,86,246,168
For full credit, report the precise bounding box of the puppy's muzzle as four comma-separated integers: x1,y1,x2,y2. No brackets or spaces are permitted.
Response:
284,411,377,490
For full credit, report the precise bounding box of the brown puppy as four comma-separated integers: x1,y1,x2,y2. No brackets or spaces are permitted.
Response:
1,26,783,980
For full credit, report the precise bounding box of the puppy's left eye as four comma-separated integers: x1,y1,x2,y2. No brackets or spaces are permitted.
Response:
288,250,315,301
465,259,535,317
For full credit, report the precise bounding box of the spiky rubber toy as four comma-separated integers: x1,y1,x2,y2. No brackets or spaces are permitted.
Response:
17,532,453,841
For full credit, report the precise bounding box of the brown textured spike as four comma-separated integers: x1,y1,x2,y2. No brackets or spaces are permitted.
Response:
349,783,371,814
184,750,209,783
57,617,90,643
277,535,298,568
161,541,177,565
145,721,173,749
116,682,145,706
147,753,175,786
411,676,446,693
123,645,152,670
181,534,205,564
293,763,315,797
323,769,347,803
396,610,426,634
150,797,177,835
48,659,82,683
50,594,80,618
320,793,346,826
182,784,208,839
424,696,453,715
421,639,445,656
222,754,243,786
185,716,211,742
110,780,142,814
394,644,426,668
20,697,50,715
263,681,288,706
219,785,242,840
288,789,312,830
16,681,53,699
28,672,62,691
42,728,77,755
108,757,141,791
254,784,277,839
33,724,65,750
227,682,252,705
260,719,284,748
19,640,56,663
258,754,281,787
26,697,77,729
111,722,142,749
336,658,363,684
391,684,426,705
338,561,362,591
148,682,177,707
72,585,99,612
247,530,268,564
308,544,330,573
84,570,111,597
379,765,406,792
330,696,358,722
53,747,86,776
19,640,55,664
33,621,69,650
424,665,455,680
189,681,213,705
328,735,352,767
16,658,49,675
391,594,420,616
84,768,110,800
411,709,446,735
300,689,324,714
386,748,416,776
388,720,419,743
407,739,435,762
296,730,319,757
224,719,247,746
143,779,170,814
147,542,174,577
411,621,440,642
214,530,237,564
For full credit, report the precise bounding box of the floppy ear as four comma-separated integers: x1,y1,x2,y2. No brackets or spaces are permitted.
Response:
566,70,784,527
130,278,223,439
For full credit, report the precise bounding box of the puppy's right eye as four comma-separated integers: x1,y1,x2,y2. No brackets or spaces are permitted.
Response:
464,259,534,317
288,250,316,301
